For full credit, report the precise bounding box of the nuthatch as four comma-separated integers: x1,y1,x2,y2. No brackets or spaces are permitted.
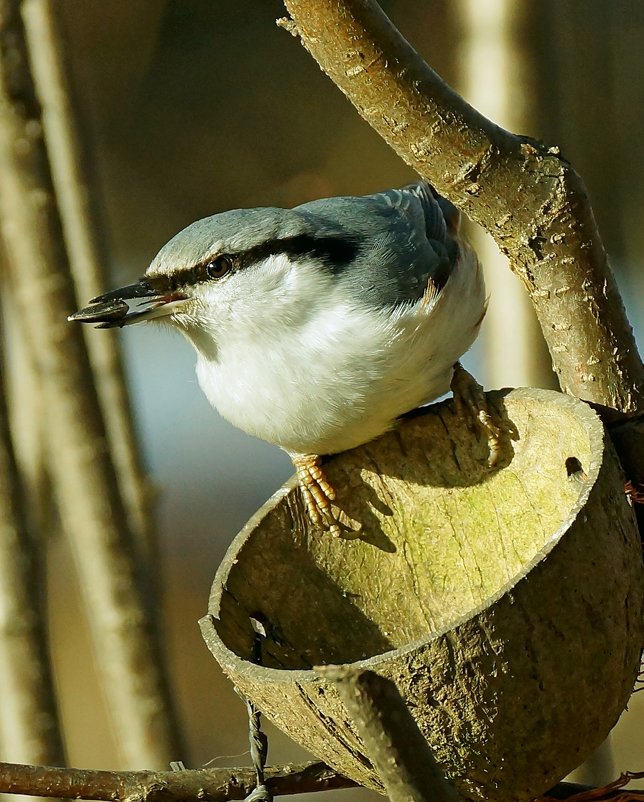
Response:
70,182,497,536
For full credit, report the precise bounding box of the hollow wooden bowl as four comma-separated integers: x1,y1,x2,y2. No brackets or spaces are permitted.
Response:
200,389,643,802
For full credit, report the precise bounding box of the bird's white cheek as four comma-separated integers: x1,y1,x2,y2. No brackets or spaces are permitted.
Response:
156,296,221,359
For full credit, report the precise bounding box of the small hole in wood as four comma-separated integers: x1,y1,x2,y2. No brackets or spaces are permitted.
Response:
565,456,583,477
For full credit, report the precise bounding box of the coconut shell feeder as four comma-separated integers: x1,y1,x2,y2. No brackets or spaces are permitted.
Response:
200,388,644,802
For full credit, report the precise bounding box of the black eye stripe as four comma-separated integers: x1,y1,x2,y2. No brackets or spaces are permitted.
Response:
151,234,359,290
234,234,358,271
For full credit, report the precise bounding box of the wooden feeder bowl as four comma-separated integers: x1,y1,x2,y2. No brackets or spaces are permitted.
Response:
200,388,644,802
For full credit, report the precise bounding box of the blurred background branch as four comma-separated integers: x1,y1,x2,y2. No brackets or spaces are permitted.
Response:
21,0,155,570
0,351,65,788
0,0,181,770
453,0,554,391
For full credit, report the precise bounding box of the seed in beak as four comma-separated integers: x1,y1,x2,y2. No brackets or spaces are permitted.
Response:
68,298,130,324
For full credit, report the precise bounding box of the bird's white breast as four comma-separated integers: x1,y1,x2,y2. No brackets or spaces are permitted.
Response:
183,251,485,456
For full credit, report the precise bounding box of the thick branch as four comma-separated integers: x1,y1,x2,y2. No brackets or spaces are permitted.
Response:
0,761,357,801
280,0,643,416
319,667,459,802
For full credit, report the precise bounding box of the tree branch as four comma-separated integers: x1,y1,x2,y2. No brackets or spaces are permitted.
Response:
318,666,459,802
0,760,641,802
0,761,357,801
279,0,643,417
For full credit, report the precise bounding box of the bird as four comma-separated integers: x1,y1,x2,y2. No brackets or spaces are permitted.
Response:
70,181,497,537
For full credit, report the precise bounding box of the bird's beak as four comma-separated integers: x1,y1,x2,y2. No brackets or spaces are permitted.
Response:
68,277,188,329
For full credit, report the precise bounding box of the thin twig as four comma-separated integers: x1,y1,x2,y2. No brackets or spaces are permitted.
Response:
542,772,644,802
318,666,459,802
0,760,357,801
0,760,642,802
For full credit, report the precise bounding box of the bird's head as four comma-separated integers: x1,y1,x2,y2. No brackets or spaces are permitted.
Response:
69,206,356,356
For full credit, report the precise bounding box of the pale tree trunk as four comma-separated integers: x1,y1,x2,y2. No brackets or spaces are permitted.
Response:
453,0,553,390
0,345,65,802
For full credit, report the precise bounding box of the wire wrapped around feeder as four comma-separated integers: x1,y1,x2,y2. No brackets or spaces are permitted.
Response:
200,388,644,802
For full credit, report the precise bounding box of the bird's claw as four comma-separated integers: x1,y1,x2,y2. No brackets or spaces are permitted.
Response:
291,454,361,538
451,362,502,467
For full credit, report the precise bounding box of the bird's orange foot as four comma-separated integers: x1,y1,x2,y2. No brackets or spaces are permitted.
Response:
290,453,360,538
451,362,502,467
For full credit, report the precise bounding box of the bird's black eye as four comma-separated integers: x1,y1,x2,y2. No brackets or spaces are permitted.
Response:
205,256,232,279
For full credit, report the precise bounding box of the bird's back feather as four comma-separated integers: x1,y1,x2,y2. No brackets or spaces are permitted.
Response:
296,181,458,308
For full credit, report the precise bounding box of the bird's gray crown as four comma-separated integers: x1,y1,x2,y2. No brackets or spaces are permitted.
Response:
149,207,354,275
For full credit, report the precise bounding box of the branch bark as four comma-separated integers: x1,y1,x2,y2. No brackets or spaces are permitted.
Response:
318,667,459,802
279,0,643,417
0,761,357,801
0,760,641,802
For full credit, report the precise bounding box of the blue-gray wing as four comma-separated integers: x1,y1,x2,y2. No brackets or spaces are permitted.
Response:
296,181,459,308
